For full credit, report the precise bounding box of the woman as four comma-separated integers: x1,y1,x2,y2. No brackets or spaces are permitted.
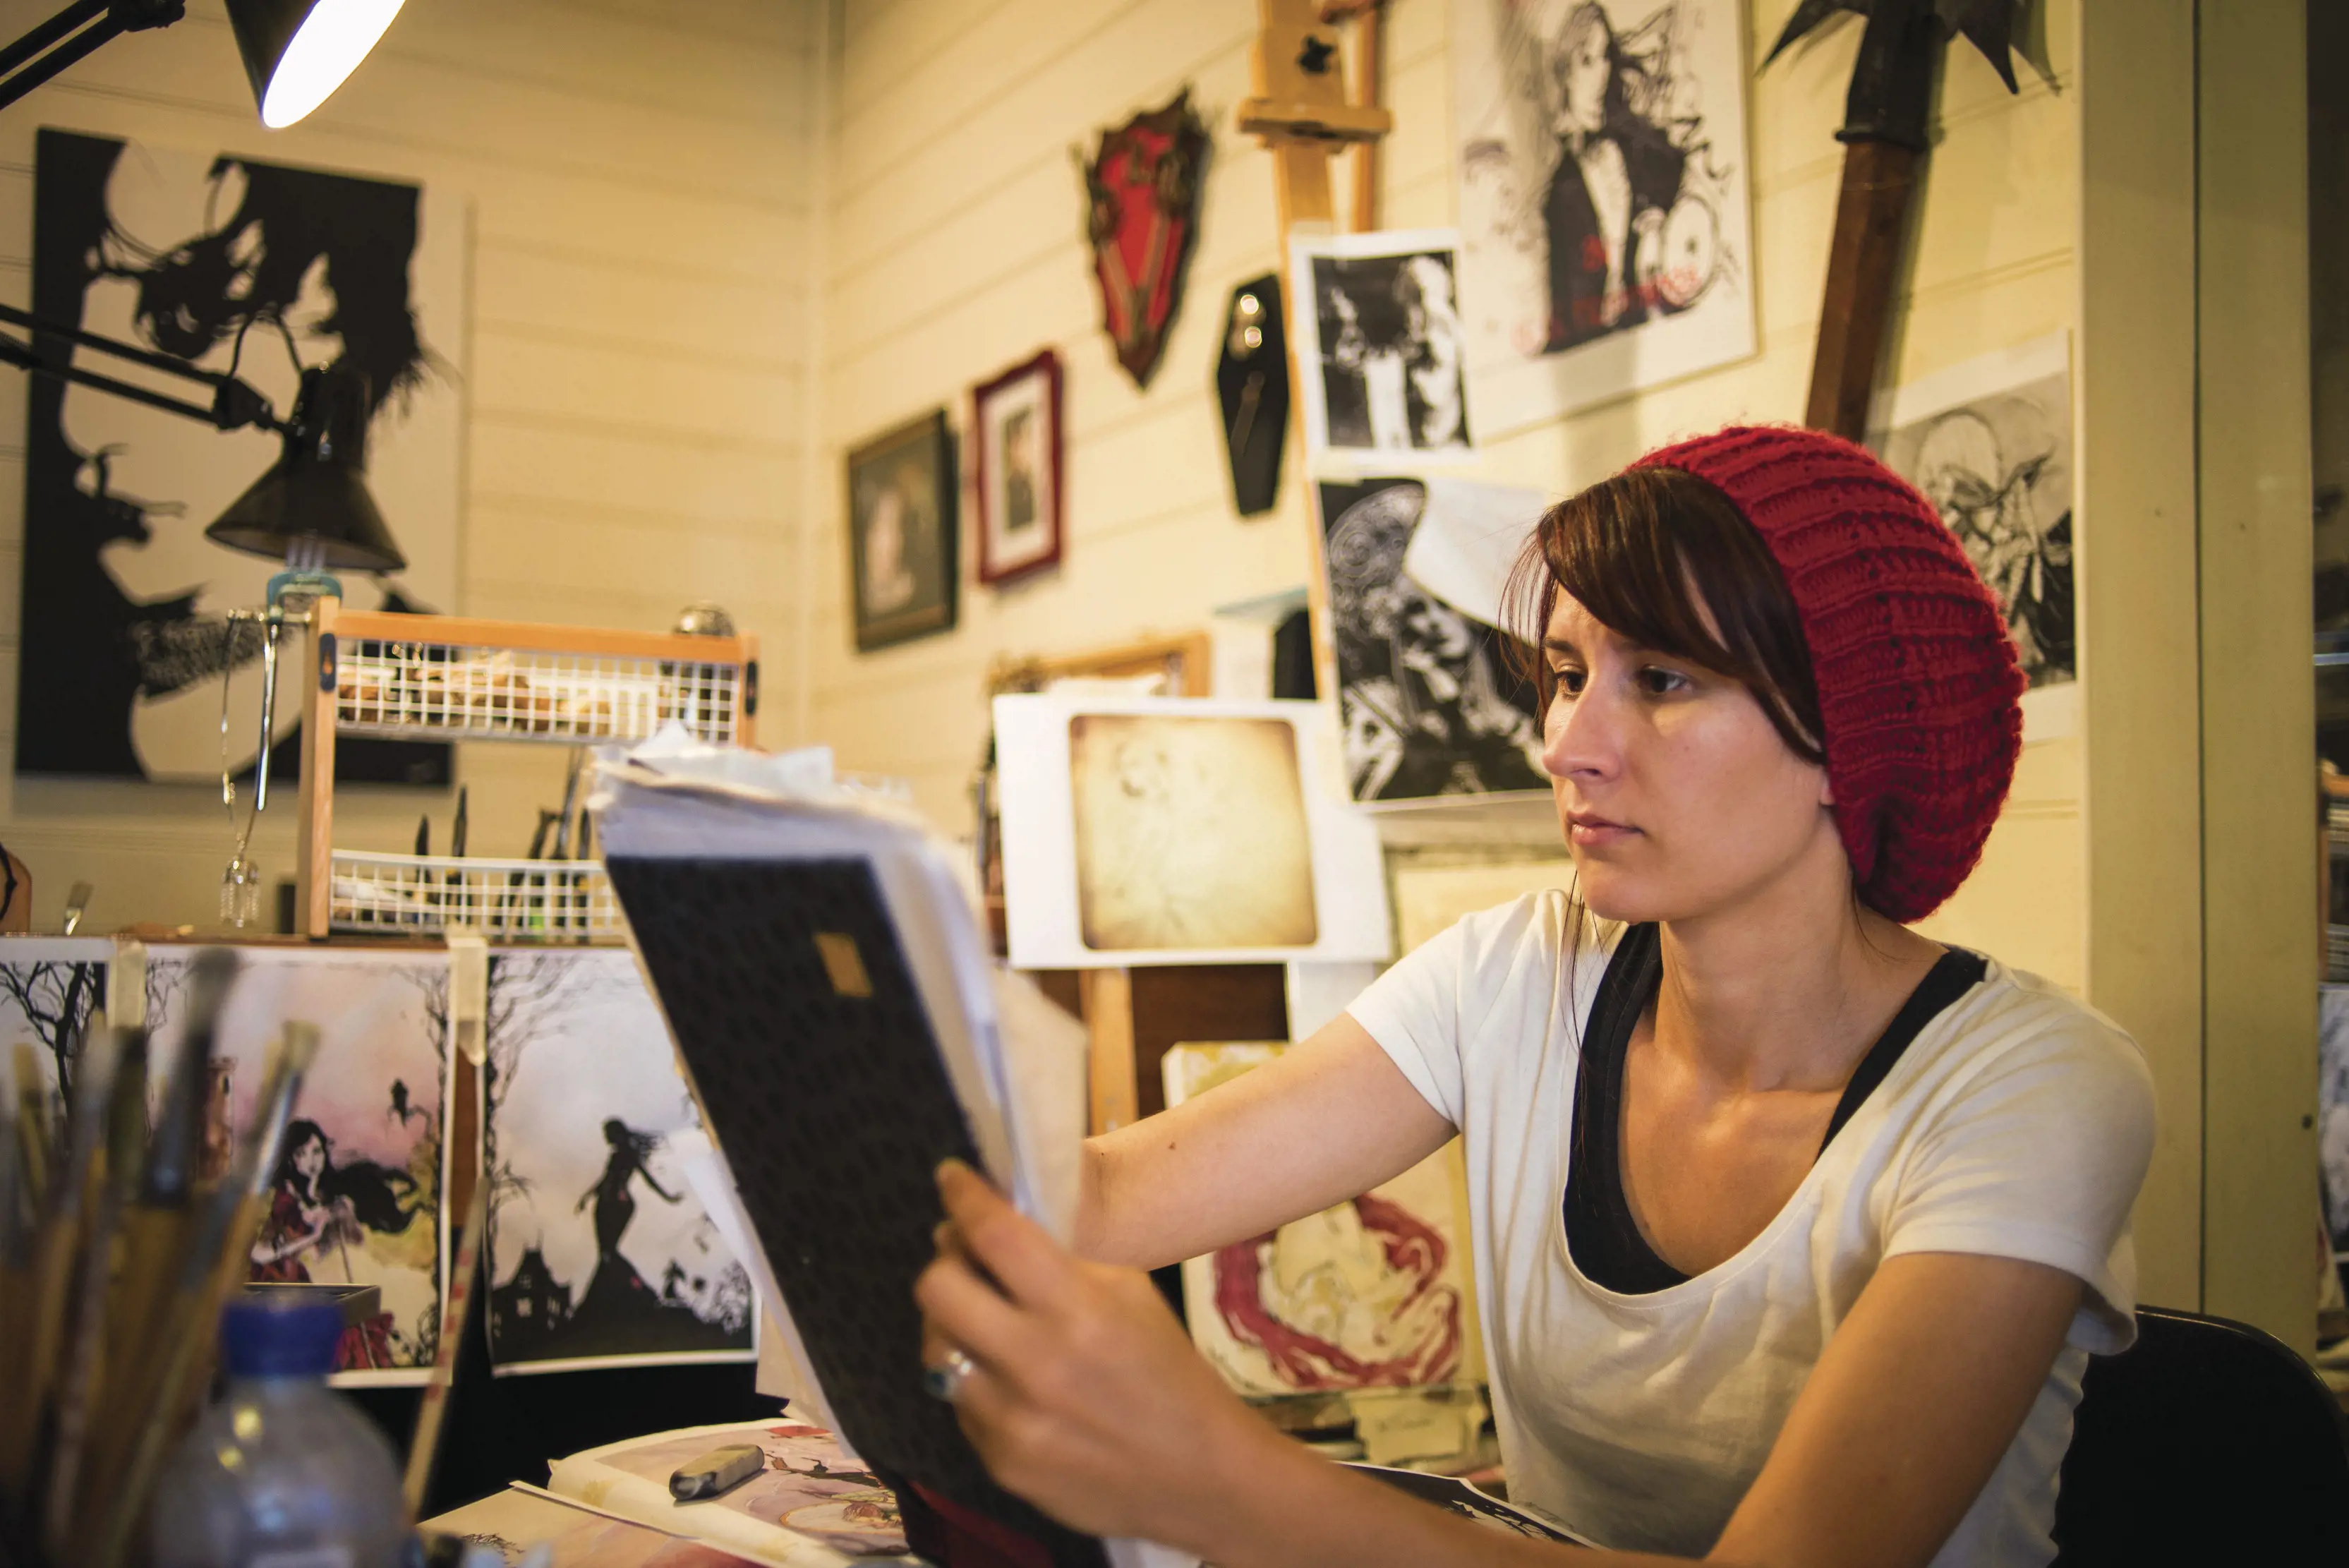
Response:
579,1118,683,1266
917,426,2156,1567
1542,2,1688,350
250,1118,411,1370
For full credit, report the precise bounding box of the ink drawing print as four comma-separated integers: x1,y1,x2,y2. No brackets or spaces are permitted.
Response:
1165,1044,1480,1397
1877,334,2076,700
17,128,461,785
1068,713,1317,952
1454,1,1757,432
1320,478,1548,804
143,947,449,1385
481,949,756,1373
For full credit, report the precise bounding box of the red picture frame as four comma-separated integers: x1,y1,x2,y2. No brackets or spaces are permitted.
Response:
972,348,1064,586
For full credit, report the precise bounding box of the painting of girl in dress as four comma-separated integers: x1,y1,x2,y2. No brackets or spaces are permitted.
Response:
1455,0,1756,431
141,946,449,1386
250,1116,425,1370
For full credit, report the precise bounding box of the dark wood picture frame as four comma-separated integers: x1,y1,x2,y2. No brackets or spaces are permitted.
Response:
972,349,1065,586
847,408,958,652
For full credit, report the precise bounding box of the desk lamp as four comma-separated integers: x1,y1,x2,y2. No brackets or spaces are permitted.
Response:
0,0,404,125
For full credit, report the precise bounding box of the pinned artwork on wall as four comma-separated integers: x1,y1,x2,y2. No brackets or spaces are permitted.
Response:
0,939,110,1109
1290,231,1476,468
847,410,958,653
1876,332,2075,740
1216,273,1291,516
973,350,1063,586
1163,1042,1480,1397
993,694,1393,969
481,949,756,1375
141,946,451,1385
1453,0,1757,435
1079,87,1210,389
1319,478,1549,804
17,128,462,786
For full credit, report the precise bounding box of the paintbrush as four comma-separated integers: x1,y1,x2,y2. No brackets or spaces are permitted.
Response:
103,950,238,1409
5,1020,119,1538
85,1022,317,1568
10,1043,49,1217
37,1025,126,1557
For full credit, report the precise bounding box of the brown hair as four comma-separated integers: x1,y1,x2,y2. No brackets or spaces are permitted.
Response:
1502,464,1827,764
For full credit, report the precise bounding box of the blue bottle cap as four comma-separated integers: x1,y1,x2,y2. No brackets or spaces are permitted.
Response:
219,1293,345,1378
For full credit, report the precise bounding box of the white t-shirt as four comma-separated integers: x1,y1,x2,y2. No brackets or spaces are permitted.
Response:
1346,893,2157,1565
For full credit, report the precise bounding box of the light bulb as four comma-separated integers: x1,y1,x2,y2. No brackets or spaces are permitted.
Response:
259,0,406,128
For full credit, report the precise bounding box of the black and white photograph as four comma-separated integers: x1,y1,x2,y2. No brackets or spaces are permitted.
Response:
974,349,1063,585
0,939,110,1110
1290,230,1474,466
1320,478,1549,804
1454,0,1756,433
481,949,756,1375
1878,332,2076,737
847,409,958,651
16,128,461,784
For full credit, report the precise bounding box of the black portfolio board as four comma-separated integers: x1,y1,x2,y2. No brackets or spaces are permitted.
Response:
603,852,1107,1567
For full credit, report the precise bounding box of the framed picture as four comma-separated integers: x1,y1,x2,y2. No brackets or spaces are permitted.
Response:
973,349,1064,584
1288,229,1476,469
846,409,958,652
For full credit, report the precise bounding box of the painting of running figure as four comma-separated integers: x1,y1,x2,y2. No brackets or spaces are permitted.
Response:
481,949,756,1373
1454,0,1757,433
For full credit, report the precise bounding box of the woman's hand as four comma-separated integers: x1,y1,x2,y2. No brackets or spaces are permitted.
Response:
914,1159,1288,1552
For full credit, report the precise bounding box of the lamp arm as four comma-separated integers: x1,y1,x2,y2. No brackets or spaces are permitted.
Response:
0,300,284,433
0,1,182,114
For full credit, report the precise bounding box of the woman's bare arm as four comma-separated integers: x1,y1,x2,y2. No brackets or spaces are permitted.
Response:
1075,1011,1456,1269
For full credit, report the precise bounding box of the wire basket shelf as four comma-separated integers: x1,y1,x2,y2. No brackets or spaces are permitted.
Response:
334,639,745,746
328,850,623,942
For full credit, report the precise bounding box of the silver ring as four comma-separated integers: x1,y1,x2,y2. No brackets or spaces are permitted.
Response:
922,1349,977,1403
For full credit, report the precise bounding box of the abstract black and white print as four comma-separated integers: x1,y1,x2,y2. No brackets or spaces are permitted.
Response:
1320,478,1547,804
1291,232,1473,463
1454,0,1756,431
481,948,755,1373
2323,988,2349,1295
16,128,460,783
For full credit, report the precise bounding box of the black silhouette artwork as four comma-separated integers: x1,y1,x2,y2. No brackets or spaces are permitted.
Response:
483,951,754,1370
16,128,458,784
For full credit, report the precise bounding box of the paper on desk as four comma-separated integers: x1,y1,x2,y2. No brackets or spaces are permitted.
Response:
1402,476,1548,631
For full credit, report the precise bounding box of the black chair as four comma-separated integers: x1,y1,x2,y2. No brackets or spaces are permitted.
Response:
2052,1305,2349,1565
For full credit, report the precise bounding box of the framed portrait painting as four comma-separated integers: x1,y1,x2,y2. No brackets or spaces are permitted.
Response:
973,349,1064,585
846,409,958,652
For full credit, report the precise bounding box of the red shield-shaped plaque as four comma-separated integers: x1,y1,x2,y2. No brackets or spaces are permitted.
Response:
1079,88,1209,390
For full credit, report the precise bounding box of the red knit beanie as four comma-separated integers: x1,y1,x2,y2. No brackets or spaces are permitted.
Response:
1631,425,2024,924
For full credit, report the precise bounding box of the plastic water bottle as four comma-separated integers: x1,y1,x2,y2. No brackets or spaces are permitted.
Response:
151,1293,409,1568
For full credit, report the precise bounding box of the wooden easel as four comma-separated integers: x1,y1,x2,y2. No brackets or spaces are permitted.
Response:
1236,0,1391,718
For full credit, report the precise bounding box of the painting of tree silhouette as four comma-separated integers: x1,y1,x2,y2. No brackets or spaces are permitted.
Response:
0,940,109,1104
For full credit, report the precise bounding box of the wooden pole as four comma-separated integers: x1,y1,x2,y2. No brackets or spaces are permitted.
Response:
1804,140,1921,438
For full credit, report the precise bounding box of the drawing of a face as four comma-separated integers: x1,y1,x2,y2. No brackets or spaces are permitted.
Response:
291,1128,327,1185
1554,5,1614,135
1395,583,1476,665
861,483,916,615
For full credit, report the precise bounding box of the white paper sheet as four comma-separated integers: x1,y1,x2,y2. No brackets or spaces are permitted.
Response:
1402,476,1549,631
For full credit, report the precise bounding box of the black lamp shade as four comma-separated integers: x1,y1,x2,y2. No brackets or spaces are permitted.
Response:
207,364,407,573
226,0,407,129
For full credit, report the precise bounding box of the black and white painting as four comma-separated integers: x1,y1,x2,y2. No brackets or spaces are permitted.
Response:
1878,332,2076,740
16,128,461,783
481,949,756,1374
1290,230,1473,466
1320,478,1548,804
1454,0,1756,433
